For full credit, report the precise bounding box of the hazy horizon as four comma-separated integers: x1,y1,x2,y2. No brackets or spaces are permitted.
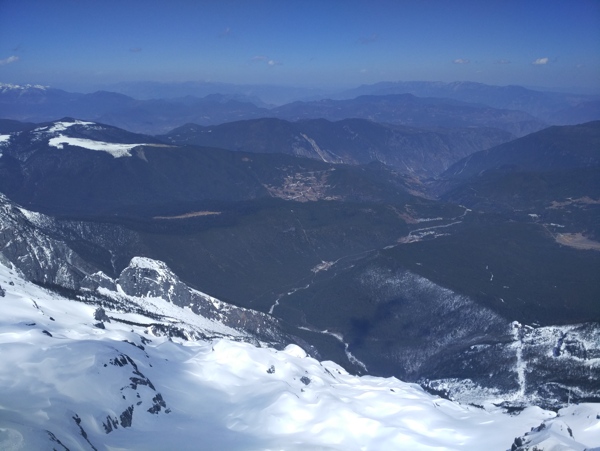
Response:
1,0,599,94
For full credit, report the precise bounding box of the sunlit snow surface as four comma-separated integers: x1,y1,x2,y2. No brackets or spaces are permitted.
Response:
48,135,145,158
0,135,10,158
0,261,598,450
32,120,152,158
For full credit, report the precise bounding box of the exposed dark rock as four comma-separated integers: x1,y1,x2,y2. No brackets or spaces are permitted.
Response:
267,365,276,374
46,430,70,451
72,414,98,451
300,376,311,386
94,307,111,322
122,339,144,351
110,355,129,367
102,416,119,434
119,405,134,428
129,376,155,391
82,272,118,291
147,393,167,414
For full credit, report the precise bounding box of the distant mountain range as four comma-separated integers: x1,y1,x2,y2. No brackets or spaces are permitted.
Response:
336,80,600,121
270,94,546,137
443,121,600,179
161,118,514,177
438,121,600,240
0,84,267,134
101,80,327,105
0,118,419,216
3,80,599,136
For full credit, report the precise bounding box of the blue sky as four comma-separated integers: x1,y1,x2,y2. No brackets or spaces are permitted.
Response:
0,0,599,92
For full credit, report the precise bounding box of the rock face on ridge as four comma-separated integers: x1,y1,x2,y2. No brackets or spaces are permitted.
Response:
0,193,98,288
0,192,143,288
117,257,194,304
102,256,288,344
0,193,293,348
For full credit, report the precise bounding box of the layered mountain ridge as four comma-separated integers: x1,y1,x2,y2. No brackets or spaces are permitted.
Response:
0,118,598,413
1,85,599,449
160,117,513,177
5,80,599,136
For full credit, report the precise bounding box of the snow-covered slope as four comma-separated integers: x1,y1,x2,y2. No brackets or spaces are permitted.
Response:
0,118,169,161
36,120,157,158
83,256,288,344
511,403,600,451
1,261,599,451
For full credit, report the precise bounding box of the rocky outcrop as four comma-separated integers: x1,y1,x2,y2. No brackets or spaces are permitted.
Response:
0,194,98,288
109,256,287,344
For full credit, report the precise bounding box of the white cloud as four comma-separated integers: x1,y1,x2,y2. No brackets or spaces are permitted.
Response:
0,55,19,66
532,57,549,65
251,55,281,66
453,58,470,64
497,59,511,64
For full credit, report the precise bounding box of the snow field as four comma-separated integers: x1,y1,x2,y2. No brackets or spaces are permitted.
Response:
1,260,599,450
48,135,143,158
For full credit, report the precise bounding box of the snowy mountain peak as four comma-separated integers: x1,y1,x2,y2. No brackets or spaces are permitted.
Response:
129,256,172,273
104,256,288,343
0,82,48,92
117,256,192,300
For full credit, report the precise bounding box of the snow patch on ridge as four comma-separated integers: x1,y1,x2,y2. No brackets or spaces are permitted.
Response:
43,120,95,133
48,135,144,158
129,256,171,272
0,82,48,92
16,206,54,228
30,120,154,158
0,135,10,157
512,321,527,400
